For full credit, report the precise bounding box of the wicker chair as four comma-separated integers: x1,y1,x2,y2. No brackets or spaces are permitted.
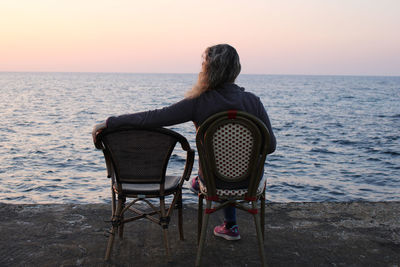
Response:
195,110,271,267
94,127,194,261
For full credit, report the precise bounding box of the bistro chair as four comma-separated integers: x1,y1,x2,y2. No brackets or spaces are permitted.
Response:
195,110,271,267
94,126,194,261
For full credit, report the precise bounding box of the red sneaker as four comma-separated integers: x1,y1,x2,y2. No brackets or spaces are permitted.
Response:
190,176,200,194
213,222,241,240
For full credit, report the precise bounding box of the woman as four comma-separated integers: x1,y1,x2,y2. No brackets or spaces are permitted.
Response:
92,44,276,240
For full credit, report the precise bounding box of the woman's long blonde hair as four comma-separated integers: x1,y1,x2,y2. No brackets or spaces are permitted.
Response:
185,44,241,99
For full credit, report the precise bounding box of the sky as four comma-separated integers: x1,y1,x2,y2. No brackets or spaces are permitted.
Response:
1,0,399,76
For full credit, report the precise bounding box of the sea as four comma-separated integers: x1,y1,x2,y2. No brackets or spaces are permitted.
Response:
0,72,399,204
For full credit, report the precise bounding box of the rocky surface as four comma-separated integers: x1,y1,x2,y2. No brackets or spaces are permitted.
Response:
0,202,399,266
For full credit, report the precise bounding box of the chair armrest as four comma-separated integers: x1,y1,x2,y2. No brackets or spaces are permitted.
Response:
94,140,104,150
182,149,195,181
102,151,114,179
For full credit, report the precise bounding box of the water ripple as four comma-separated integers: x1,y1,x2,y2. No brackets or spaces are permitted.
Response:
0,73,399,203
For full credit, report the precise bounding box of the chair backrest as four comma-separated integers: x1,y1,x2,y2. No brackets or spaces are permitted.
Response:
196,110,271,197
97,127,191,184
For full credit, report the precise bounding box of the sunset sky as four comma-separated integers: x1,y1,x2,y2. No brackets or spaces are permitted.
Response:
1,0,399,75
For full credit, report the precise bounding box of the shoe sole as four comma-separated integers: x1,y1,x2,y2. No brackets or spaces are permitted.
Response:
213,229,241,241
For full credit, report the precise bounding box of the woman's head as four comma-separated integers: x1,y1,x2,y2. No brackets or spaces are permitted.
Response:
186,44,241,98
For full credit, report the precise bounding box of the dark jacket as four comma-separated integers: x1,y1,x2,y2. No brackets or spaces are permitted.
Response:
107,83,276,154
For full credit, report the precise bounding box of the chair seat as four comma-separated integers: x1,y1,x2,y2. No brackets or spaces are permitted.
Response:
199,175,267,198
121,176,182,195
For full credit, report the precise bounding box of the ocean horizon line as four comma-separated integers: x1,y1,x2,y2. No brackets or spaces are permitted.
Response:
1,71,399,78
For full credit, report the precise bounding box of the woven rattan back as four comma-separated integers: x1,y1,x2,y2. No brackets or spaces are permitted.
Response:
196,110,270,197
98,127,187,184
212,120,256,180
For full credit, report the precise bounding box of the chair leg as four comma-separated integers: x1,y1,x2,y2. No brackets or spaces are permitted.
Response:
261,191,266,240
195,199,211,267
160,196,171,261
111,185,116,217
177,191,184,240
105,195,123,261
197,194,204,244
118,197,126,239
252,202,267,267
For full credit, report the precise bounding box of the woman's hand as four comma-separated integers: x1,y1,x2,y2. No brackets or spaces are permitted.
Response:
92,121,107,144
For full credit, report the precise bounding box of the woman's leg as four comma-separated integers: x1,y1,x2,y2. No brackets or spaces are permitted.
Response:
214,205,240,240
223,205,237,228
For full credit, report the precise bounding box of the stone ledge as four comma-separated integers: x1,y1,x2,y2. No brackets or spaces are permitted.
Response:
0,202,399,266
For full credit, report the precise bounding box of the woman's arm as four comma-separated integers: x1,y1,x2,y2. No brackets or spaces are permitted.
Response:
106,98,195,128
92,98,195,144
